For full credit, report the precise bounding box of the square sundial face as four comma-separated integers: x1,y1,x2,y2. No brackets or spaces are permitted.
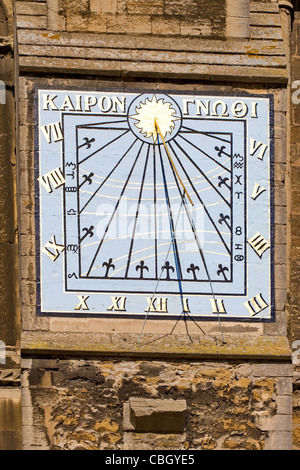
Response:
35,89,273,321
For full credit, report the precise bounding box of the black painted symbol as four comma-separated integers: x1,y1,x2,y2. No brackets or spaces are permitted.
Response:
218,176,231,189
79,172,94,189
80,225,94,243
102,258,115,278
217,264,229,281
233,162,244,169
162,261,175,280
66,170,75,179
68,272,78,279
235,175,242,185
235,191,243,199
67,208,77,216
136,260,149,279
65,162,76,170
215,145,230,158
218,213,231,230
67,244,78,253
187,263,200,280
79,137,95,149
65,162,76,179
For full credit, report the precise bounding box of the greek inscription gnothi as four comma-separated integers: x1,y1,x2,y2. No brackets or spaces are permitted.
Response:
36,89,273,321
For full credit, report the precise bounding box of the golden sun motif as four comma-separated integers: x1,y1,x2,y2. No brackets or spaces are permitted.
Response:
130,95,180,143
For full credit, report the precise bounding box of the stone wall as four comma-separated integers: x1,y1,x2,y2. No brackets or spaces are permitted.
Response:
15,0,287,82
55,0,227,37
21,357,292,450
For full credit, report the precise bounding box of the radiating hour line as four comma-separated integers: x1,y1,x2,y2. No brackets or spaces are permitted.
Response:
79,127,129,131
125,145,151,278
160,140,226,343
158,143,183,280
170,140,232,256
153,145,158,279
170,139,231,208
78,129,130,165
162,144,200,280
164,143,219,280
180,125,232,143
85,141,145,277
79,137,138,214
77,119,128,128
178,133,231,173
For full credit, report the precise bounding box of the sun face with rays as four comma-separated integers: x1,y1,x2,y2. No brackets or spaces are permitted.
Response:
130,95,180,143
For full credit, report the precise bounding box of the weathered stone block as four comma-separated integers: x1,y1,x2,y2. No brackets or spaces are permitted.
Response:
66,13,107,33
255,412,292,432
124,398,187,433
127,0,164,15
277,377,293,396
90,0,117,13
123,431,187,450
226,16,249,39
277,395,293,414
291,124,300,144
291,215,300,239
15,2,47,16
292,189,300,213
253,364,293,378
151,17,181,36
181,20,213,37
293,106,300,126
290,143,300,165
47,0,66,31
267,430,292,450
164,0,199,17
0,397,22,450
16,15,47,29
106,14,151,34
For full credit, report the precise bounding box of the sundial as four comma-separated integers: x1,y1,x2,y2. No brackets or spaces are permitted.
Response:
36,89,273,322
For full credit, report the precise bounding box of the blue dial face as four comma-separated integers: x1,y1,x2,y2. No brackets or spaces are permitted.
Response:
36,89,273,321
